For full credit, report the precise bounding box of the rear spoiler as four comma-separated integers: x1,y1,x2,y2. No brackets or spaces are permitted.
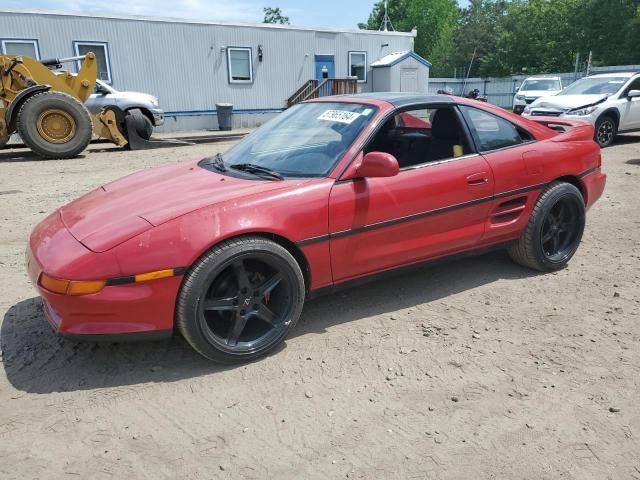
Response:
529,116,595,142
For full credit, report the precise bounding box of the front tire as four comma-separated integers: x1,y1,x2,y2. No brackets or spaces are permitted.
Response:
176,237,305,363
16,91,92,159
509,182,585,272
594,115,616,148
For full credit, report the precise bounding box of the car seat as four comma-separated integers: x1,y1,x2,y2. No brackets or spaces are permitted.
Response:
429,109,463,161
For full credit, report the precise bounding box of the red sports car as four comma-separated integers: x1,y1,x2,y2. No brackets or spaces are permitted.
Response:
27,94,606,363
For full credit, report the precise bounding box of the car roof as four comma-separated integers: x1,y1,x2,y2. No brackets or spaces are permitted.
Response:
313,92,455,108
525,76,561,80
587,72,637,78
309,93,556,141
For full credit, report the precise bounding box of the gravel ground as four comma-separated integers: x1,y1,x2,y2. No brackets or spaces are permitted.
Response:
0,134,639,479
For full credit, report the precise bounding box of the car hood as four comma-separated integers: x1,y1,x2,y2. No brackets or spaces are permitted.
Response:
88,91,158,105
110,91,157,101
529,94,607,110
518,90,561,97
60,160,297,252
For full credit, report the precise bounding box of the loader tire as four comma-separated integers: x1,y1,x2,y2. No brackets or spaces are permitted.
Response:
16,91,92,159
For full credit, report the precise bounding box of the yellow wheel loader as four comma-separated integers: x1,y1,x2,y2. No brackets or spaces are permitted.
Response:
0,52,145,159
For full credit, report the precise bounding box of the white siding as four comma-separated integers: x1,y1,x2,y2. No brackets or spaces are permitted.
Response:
0,11,415,131
372,56,430,93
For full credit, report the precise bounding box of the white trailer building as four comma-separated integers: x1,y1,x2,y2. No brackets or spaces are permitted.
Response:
0,10,431,132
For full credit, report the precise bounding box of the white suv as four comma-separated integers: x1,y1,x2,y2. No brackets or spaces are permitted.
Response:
523,72,640,147
513,76,563,114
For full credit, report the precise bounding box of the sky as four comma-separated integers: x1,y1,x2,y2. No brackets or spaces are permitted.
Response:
8,0,469,29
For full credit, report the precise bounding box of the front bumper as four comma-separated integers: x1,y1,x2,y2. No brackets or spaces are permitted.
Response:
26,212,178,338
513,96,541,114
562,111,599,125
150,108,165,126
523,109,598,125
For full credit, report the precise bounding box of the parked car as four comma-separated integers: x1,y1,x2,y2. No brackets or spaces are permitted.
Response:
523,72,640,147
513,76,563,114
85,80,164,139
27,93,606,363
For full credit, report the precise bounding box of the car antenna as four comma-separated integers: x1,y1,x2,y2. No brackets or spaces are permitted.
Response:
461,47,477,97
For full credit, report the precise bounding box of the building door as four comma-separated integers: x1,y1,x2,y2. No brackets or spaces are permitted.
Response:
315,55,335,81
400,68,419,92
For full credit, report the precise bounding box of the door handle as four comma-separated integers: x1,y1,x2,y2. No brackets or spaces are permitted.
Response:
467,172,489,186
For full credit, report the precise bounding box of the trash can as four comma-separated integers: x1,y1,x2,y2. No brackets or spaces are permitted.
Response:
216,103,233,131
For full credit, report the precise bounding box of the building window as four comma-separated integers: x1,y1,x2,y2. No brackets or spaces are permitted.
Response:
349,51,367,83
1,39,40,59
73,41,112,83
227,47,253,84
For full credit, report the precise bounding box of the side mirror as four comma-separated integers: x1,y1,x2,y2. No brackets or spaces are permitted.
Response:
355,151,399,178
627,89,640,99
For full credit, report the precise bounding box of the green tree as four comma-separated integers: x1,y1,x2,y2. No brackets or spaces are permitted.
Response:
571,0,640,67
358,0,411,31
365,0,640,79
263,6,290,24
359,0,462,76
476,0,640,76
449,0,508,77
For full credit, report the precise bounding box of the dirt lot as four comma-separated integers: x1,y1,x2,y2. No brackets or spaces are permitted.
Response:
1,134,639,479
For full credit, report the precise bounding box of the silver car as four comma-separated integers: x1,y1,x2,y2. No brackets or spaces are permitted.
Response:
86,80,164,136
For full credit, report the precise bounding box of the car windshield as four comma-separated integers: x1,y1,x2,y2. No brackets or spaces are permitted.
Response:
520,79,561,91
216,102,377,178
559,76,628,96
94,80,116,94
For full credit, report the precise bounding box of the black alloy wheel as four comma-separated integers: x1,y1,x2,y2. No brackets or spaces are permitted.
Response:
177,237,305,363
509,182,585,272
199,254,293,351
539,196,583,263
595,116,616,148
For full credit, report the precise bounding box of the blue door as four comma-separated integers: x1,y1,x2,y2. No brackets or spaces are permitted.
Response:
315,55,335,81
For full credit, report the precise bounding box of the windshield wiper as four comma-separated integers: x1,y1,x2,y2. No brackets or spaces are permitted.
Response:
230,163,284,180
202,152,227,172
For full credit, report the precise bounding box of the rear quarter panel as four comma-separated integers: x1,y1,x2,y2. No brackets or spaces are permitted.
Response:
475,108,602,245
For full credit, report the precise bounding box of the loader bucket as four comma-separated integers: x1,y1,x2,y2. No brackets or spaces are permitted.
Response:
94,106,161,150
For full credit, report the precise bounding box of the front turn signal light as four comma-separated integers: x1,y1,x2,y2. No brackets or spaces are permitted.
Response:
39,274,70,294
39,273,106,296
67,280,106,296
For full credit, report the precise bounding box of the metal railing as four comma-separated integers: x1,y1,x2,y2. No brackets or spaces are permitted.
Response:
286,78,358,107
286,80,319,108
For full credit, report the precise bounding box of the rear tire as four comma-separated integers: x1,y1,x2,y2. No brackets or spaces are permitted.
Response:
176,236,305,363
16,91,92,159
509,182,585,272
594,115,616,148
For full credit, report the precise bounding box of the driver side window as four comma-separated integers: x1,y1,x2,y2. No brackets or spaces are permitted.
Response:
365,106,471,169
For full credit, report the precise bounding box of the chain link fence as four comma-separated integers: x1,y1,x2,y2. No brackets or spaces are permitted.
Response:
428,65,640,108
